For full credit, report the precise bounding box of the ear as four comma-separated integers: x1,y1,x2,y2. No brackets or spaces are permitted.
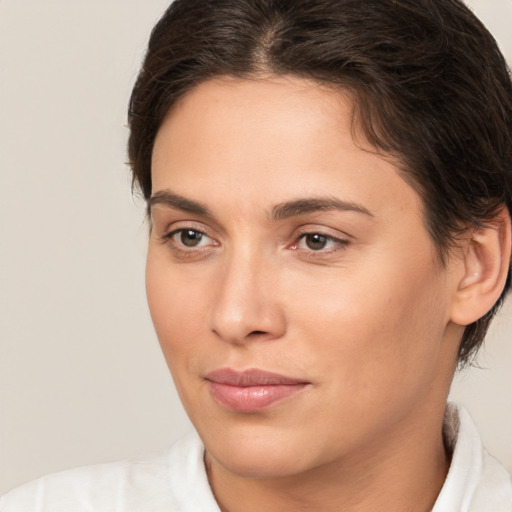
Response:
450,208,511,326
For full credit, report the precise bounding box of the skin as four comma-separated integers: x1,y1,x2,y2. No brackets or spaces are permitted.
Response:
146,76,507,512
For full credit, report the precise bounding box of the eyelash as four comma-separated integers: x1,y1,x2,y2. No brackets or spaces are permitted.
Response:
290,231,349,257
160,227,217,254
159,227,349,258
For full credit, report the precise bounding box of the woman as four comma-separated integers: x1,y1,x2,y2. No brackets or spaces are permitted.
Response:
2,0,512,510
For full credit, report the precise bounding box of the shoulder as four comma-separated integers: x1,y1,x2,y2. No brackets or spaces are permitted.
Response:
433,403,512,512
0,432,220,512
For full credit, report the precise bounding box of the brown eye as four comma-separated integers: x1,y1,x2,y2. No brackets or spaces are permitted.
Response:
179,229,204,247
304,233,328,250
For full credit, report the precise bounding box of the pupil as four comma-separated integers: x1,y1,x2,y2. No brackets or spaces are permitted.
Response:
306,234,327,250
181,230,202,247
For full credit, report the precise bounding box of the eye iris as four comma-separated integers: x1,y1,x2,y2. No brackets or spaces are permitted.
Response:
305,233,327,250
180,230,202,247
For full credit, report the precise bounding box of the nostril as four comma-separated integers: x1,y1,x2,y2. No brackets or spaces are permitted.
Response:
249,330,267,337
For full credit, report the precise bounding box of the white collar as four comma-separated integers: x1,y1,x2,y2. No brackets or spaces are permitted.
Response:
432,403,512,511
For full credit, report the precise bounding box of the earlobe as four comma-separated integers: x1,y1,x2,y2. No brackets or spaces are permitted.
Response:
450,208,511,326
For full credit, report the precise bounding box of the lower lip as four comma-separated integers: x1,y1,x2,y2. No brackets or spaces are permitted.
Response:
207,382,308,412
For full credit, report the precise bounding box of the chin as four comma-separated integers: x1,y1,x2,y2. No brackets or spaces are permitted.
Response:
210,447,310,479
201,424,324,479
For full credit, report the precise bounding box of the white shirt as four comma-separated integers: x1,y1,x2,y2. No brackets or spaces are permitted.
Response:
1,404,510,511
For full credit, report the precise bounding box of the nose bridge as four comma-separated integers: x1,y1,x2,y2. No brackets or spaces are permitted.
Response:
209,242,285,344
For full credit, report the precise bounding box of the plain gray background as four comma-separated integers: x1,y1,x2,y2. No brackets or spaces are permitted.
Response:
1,0,511,495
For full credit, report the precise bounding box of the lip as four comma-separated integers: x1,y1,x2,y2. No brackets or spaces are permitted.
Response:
204,368,309,412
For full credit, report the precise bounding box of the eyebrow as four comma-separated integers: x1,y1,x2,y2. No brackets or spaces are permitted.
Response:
149,190,373,220
271,197,373,220
149,190,212,217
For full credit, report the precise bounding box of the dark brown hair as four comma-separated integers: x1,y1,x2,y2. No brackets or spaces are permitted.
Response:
128,0,512,367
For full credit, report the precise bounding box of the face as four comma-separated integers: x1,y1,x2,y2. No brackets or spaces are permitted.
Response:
147,76,462,479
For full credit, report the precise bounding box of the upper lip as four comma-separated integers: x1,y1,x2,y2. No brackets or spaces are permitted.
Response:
205,368,309,387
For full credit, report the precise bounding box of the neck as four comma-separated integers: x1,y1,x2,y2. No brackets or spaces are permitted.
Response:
206,404,450,512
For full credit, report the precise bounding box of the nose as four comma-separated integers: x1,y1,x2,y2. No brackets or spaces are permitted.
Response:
209,251,287,345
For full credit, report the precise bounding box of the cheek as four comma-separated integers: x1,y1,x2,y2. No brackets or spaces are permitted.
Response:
145,251,208,365
287,256,450,391
287,272,450,449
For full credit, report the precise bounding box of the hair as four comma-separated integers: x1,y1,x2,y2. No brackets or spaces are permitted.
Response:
128,0,512,367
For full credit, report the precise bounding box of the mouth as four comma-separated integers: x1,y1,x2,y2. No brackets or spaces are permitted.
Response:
204,368,310,412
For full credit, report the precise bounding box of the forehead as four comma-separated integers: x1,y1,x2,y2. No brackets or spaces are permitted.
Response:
154,76,353,161
151,76,422,223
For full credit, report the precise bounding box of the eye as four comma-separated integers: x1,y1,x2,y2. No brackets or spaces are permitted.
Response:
177,229,207,247
163,228,216,249
292,231,348,254
300,233,331,251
